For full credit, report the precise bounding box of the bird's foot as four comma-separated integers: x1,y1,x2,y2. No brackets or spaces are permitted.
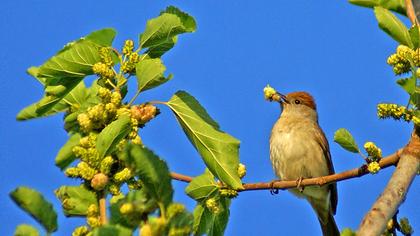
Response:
269,180,279,195
296,177,304,193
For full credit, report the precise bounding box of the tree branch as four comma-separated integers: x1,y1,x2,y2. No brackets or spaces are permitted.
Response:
358,130,420,235
170,150,402,191
405,0,418,25
99,193,107,225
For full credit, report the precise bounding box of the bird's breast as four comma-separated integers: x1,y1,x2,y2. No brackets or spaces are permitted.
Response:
269,118,329,181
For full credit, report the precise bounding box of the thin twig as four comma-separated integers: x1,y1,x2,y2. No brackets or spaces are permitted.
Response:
405,0,418,25
99,193,107,225
170,150,401,191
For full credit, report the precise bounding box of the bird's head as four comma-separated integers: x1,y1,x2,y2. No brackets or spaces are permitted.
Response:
276,91,318,121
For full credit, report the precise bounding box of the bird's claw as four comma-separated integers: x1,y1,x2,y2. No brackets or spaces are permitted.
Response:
296,177,304,193
270,180,279,195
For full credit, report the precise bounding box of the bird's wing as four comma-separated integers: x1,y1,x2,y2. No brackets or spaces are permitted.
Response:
315,126,338,215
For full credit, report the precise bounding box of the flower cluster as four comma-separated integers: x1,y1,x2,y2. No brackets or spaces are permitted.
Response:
377,103,420,125
205,198,220,214
219,188,238,198
121,39,141,74
364,142,382,161
71,226,90,236
237,163,246,179
387,45,420,75
367,161,380,174
65,85,158,196
263,84,280,102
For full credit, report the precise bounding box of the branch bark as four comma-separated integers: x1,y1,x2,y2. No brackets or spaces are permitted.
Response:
170,150,401,191
358,130,420,235
99,193,107,225
405,0,418,25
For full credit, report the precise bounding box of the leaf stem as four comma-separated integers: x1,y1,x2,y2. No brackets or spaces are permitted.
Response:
128,91,141,106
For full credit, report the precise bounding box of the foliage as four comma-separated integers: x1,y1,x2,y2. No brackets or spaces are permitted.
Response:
12,6,242,236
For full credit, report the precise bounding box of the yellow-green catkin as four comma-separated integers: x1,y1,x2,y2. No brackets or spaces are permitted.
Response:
122,40,135,55
237,163,246,179
113,168,132,182
119,203,134,215
364,142,382,161
219,188,238,198
72,226,90,236
367,161,380,174
263,84,278,101
86,204,100,228
387,45,419,75
167,203,186,220
205,198,220,214
377,103,414,121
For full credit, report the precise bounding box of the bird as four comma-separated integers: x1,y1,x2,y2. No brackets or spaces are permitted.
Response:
269,91,339,236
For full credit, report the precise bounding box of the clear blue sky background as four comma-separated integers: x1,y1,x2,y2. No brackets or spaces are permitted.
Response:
0,1,418,235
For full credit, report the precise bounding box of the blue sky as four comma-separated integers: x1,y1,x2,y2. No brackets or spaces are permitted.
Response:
0,1,418,235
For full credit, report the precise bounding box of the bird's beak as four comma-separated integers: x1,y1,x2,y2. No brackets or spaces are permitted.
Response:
277,92,289,104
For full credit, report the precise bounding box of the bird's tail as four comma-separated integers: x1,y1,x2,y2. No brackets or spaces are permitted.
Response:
318,212,340,236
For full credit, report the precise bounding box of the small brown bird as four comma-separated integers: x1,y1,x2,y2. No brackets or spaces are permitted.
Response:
269,91,339,236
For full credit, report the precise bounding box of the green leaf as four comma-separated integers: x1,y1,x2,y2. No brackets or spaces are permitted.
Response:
126,144,173,207
146,36,177,58
10,187,57,233
349,0,378,8
166,91,242,189
55,185,97,216
55,133,82,169
397,75,417,94
193,198,231,236
85,28,117,46
379,0,406,15
374,7,413,47
96,115,132,159
139,6,196,51
92,225,132,236
410,92,420,107
135,58,172,93
39,40,101,81
110,189,158,229
409,25,420,49
14,224,40,236
186,169,218,201
334,128,359,153
27,66,45,84
17,81,91,121
349,0,406,15
162,6,197,32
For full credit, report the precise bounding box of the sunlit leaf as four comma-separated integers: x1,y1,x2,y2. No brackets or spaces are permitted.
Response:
193,198,231,236
10,187,57,233
374,7,412,47
126,144,173,207
96,115,131,159
334,128,359,153
397,75,416,94
136,58,172,93
55,185,97,216
14,224,40,236
140,6,196,56
349,0,406,15
409,25,420,49
166,91,242,189
55,133,82,169
185,169,218,201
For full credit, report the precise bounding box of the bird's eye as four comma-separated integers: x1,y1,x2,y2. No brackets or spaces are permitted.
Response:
294,100,301,104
